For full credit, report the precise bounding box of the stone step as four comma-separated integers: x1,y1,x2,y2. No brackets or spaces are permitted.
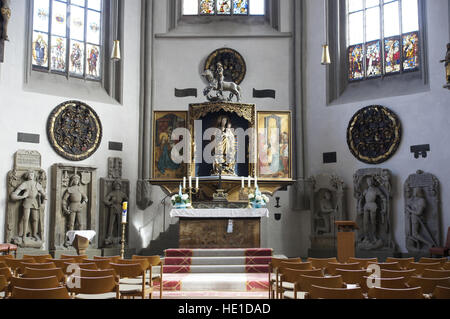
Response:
163,264,269,274
165,248,273,258
163,256,272,266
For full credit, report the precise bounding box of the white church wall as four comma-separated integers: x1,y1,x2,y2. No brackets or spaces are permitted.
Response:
304,0,450,254
0,0,143,251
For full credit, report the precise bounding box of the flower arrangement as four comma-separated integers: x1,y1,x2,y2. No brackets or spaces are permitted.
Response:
248,186,270,208
171,185,191,209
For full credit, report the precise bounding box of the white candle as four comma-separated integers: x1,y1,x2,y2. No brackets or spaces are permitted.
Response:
248,176,251,188
122,202,128,223
196,177,199,189
241,177,244,189
255,177,258,188
183,177,186,189
189,176,192,188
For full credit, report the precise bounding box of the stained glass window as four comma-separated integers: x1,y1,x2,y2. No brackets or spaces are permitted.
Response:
31,0,103,81
347,0,420,81
183,0,263,16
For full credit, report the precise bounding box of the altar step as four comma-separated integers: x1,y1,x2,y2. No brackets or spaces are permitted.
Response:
165,248,273,258
164,256,272,265
163,265,269,273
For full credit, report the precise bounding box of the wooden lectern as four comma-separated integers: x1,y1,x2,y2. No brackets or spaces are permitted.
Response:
335,221,359,263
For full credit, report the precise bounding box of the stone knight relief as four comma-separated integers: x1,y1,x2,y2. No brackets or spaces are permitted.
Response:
404,170,441,255
6,151,47,249
354,168,396,251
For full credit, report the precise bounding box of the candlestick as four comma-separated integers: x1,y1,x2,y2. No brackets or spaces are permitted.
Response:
120,201,128,259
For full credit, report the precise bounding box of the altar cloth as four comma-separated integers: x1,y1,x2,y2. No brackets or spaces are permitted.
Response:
170,208,269,219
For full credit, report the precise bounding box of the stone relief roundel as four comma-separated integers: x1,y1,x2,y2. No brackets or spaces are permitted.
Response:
347,105,402,165
47,100,103,161
204,48,247,85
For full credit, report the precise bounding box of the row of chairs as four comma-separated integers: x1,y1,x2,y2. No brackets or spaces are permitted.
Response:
269,256,450,299
0,254,164,299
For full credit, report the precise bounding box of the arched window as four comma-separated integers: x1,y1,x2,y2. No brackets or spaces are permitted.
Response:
182,0,265,16
347,0,420,81
31,0,104,81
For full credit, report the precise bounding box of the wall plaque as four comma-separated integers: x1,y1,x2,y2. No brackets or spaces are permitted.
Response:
47,100,102,161
204,48,246,85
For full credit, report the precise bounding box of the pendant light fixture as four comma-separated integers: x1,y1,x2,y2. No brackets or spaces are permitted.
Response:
321,0,331,65
111,0,121,62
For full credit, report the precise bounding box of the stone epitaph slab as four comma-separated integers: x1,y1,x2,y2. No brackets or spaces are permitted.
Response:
6,150,47,250
99,158,130,249
404,170,441,255
308,174,346,257
49,164,97,253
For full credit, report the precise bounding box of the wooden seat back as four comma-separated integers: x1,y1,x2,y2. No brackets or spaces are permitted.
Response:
309,285,364,299
79,269,118,280
10,276,60,289
298,275,344,293
0,255,14,262
11,286,70,299
0,275,7,292
5,258,35,272
110,263,145,278
327,262,361,275
422,269,450,279
132,255,162,266
0,267,12,282
60,255,88,263
408,262,442,275
348,257,378,269
371,287,424,299
23,268,65,283
335,269,367,285
433,286,450,299
307,257,338,270
67,276,118,296
117,258,149,270
82,258,111,270
280,268,323,287
374,262,401,271
23,254,52,264
20,262,56,271
419,257,448,265
443,262,450,271
93,256,121,263
380,269,416,281
270,257,302,271
385,257,414,269
0,262,7,269
408,276,450,294
279,261,313,271
362,276,408,294
45,258,76,270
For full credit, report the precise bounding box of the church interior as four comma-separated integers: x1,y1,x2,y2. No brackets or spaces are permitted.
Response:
0,0,449,301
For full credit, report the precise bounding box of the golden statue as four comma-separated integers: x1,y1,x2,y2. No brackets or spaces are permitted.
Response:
440,43,450,88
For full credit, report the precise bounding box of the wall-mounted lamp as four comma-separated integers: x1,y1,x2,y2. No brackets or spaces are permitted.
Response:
274,197,282,221
321,0,331,65
111,40,121,61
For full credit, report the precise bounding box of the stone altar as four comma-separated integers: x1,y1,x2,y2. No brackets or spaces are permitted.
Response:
49,164,98,255
404,170,441,256
308,174,346,257
6,150,47,250
99,158,130,249
354,168,397,257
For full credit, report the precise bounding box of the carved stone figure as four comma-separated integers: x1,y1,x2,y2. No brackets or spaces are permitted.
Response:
100,158,130,248
440,43,450,88
202,69,242,102
1,0,11,41
308,174,346,255
6,151,47,249
404,170,441,254
49,164,97,252
354,168,396,252
211,115,236,176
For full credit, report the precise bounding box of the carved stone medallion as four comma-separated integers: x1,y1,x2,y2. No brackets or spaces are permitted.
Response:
347,106,402,165
47,100,102,161
204,48,246,85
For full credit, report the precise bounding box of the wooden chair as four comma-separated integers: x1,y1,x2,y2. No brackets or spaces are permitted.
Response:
0,275,7,298
279,268,323,299
0,255,14,263
20,262,56,272
5,258,35,275
408,276,450,294
298,275,345,297
0,263,7,269
23,268,65,284
432,286,450,299
348,257,378,269
110,262,152,299
408,262,442,275
370,287,424,299
10,276,60,290
60,254,88,263
11,286,71,299
23,254,52,263
307,257,338,270
385,257,414,269
132,255,163,299
419,257,448,265
430,226,450,257
82,258,111,270
45,258,76,273
422,269,450,279
380,269,416,281
64,262,98,271
0,267,12,283
373,262,401,271
309,285,365,299
268,257,302,299
327,262,361,275
362,276,408,293
67,276,119,299
79,269,119,282
94,256,121,263
443,262,450,271
335,269,367,285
